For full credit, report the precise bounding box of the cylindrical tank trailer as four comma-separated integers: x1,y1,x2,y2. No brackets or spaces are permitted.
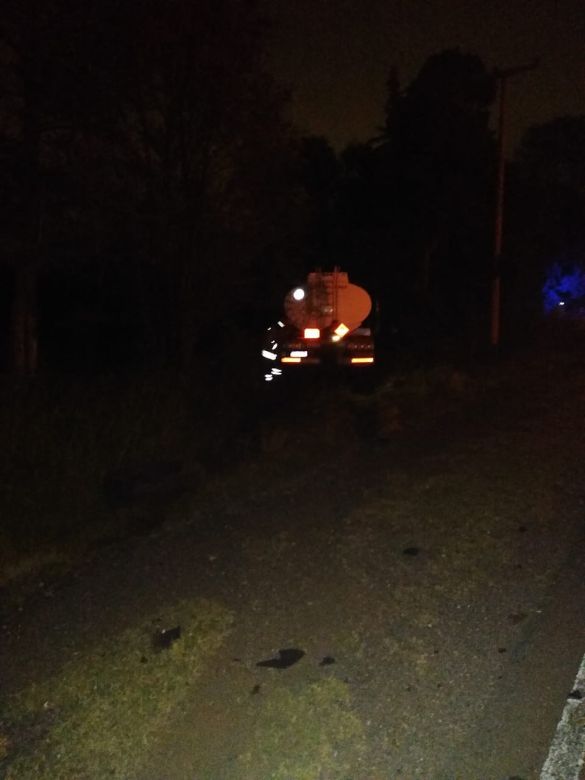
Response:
262,269,375,381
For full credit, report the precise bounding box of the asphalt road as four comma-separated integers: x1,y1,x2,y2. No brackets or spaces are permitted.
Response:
2,342,585,779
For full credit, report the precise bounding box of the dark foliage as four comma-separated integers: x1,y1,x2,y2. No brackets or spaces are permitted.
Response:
0,0,304,372
506,115,585,339
297,49,497,358
2,16,584,371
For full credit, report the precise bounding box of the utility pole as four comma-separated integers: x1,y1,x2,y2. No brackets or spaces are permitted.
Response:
490,60,539,350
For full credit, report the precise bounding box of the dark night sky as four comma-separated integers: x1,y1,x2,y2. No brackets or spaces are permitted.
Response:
267,0,585,153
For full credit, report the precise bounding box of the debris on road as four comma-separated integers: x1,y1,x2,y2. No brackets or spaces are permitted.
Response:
256,648,305,669
153,625,182,651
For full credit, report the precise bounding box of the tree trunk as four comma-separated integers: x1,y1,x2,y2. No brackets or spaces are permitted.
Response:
11,0,41,377
11,263,38,376
417,233,441,299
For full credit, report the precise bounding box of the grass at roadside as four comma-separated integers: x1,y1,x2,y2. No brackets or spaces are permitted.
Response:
0,368,257,589
0,598,233,780
0,330,573,592
237,677,366,780
0,358,504,590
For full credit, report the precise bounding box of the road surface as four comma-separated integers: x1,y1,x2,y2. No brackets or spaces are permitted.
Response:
1,343,585,778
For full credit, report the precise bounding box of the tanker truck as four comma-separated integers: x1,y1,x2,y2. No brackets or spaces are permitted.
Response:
262,268,375,381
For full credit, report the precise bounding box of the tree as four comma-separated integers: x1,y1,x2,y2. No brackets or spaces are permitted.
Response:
506,115,585,332
360,49,497,353
295,136,341,265
0,0,70,374
1,0,300,372
85,0,299,367
514,116,585,250
0,0,125,373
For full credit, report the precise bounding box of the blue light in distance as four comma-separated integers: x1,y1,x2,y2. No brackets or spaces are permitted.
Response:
542,262,585,314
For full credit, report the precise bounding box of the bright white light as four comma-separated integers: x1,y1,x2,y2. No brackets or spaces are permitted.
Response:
290,350,308,358
293,288,305,301
264,374,273,382
277,321,285,327
334,322,350,338
272,368,282,375
304,328,320,339
262,349,277,361
331,334,341,342
558,301,566,306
